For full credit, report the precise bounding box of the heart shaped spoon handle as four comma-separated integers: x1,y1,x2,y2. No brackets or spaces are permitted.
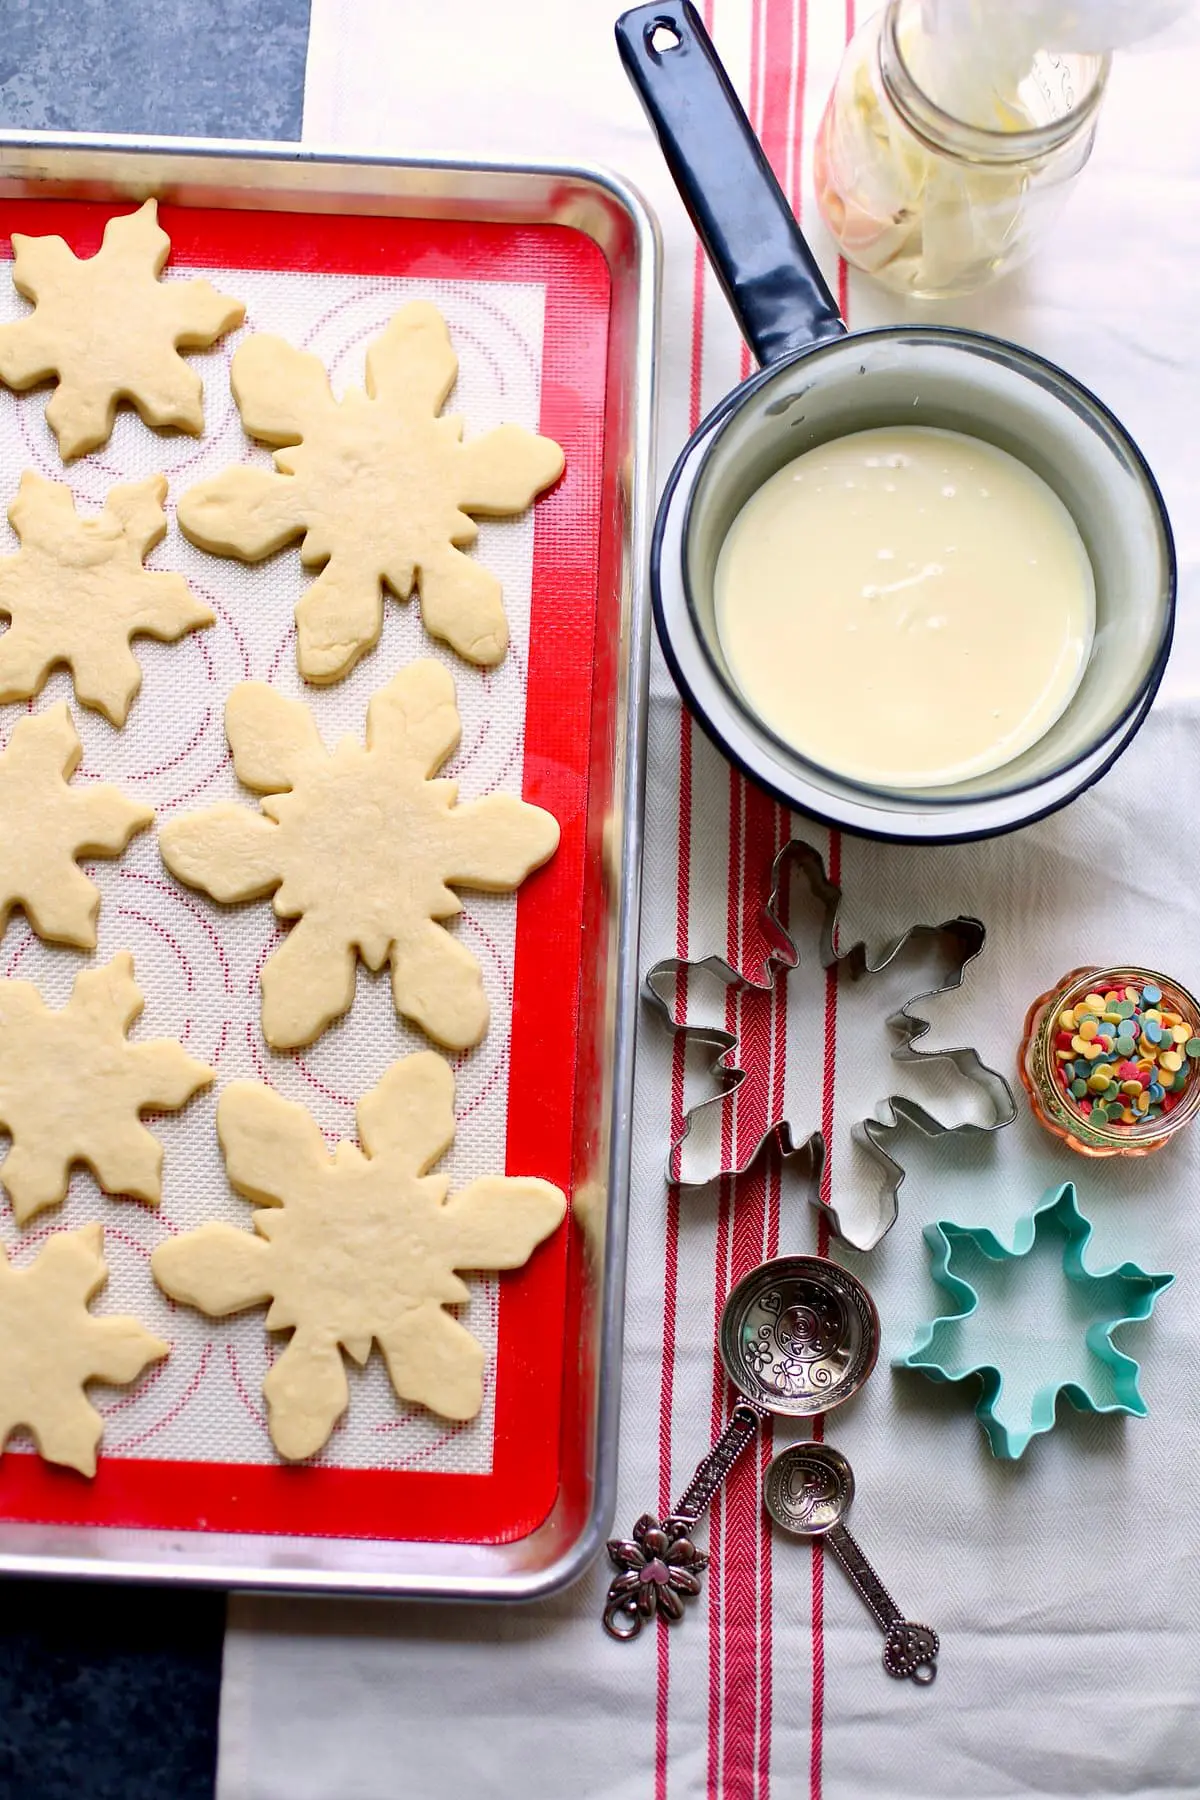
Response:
825,1521,940,1684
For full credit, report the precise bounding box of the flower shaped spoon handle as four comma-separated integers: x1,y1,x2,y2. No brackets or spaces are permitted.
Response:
602,1401,765,1640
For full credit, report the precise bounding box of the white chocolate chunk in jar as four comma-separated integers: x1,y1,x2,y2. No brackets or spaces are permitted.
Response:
713,426,1095,788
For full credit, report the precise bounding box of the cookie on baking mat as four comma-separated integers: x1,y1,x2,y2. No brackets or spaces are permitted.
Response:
0,703,152,949
176,299,564,682
0,1224,168,1476
152,1053,566,1461
0,473,214,726
0,198,244,459
0,952,214,1225
158,659,559,1051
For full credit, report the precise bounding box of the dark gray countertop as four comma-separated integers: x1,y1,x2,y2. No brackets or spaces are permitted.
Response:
0,8,310,1796
0,0,309,139
0,1579,225,1800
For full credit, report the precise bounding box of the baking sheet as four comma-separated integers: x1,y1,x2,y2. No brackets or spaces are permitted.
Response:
0,199,613,1546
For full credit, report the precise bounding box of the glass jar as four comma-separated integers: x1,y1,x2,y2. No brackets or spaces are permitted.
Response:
814,0,1110,298
1019,966,1200,1158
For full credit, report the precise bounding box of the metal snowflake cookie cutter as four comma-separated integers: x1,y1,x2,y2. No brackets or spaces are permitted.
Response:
644,838,1017,1251
895,1181,1175,1459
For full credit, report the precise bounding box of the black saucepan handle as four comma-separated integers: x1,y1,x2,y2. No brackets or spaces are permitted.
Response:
615,0,845,367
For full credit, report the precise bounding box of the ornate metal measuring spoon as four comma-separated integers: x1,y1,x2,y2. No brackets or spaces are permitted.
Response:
764,1441,939,1684
603,1255,879,1640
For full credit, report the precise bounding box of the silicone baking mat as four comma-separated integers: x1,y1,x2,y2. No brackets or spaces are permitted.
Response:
0,200,611,1544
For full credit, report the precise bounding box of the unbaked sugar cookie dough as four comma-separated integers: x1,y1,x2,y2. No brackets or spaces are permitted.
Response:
0,704,152,949
177,300,564,683
0,198,244,460
0,472,214,726
152,1053,566,1460
0,953,214,1224
158,659,560,1051
0,1224,168,1476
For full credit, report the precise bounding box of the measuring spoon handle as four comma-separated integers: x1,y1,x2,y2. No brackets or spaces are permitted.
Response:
825,1520,902,1630
672,1401,763,1522
602,1402,765,1641
826,1522,940,1684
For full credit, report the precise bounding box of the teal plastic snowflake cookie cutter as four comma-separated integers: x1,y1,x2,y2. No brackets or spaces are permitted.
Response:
895,1182,1174,1459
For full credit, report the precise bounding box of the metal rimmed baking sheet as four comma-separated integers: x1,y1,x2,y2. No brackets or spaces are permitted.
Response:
0,132,657,1600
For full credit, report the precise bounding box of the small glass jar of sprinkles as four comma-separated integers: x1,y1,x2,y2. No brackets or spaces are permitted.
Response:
1020,966,1200,1157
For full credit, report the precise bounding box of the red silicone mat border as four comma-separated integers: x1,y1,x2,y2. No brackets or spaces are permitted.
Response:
0,200,612,1545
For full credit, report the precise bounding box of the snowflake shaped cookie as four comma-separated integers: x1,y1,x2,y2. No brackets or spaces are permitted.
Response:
0,1224,168,1475
0,472,214,725
0,952,214,1224
0,198,245,460
159,659,559,1050
0,703,152,949
152,1053,566,1459
176,300,564,682
896,1183,1174,1458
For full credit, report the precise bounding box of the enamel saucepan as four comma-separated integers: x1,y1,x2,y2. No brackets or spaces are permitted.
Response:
616,1,1175,844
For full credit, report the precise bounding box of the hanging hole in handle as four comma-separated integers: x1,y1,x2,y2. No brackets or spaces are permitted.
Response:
602,1592,645,1640
912,1660,937,1685
648,19,683,53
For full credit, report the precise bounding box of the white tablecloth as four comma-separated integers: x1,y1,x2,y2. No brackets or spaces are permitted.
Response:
217,4,1200,1796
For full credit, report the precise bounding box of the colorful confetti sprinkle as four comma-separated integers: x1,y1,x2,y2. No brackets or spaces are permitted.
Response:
1052,978,1200,1130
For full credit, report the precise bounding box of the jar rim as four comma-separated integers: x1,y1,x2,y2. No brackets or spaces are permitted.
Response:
878,0,1112,167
